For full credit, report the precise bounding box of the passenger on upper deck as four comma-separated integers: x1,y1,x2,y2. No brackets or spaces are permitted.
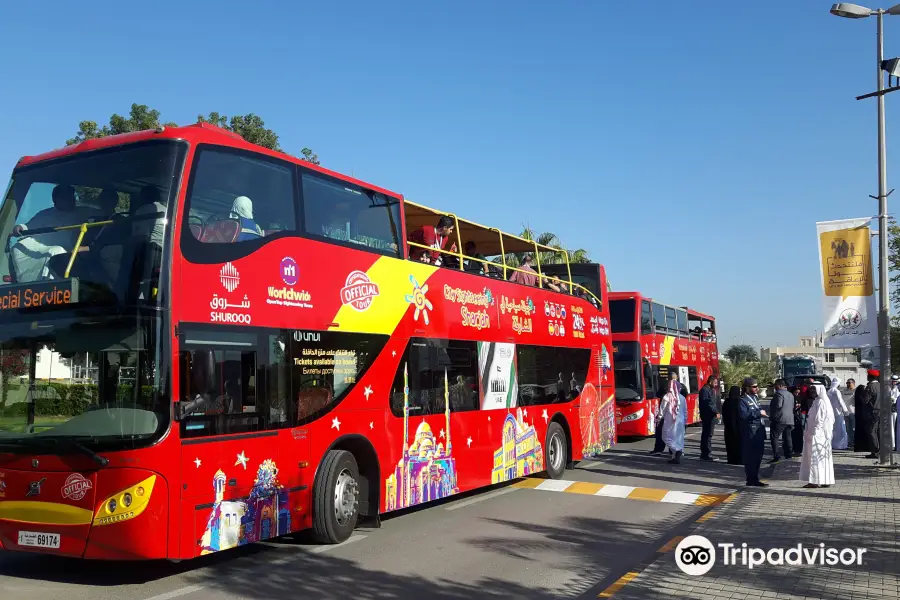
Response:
408,215,457,265
547,276,568,294
229,196,264,241
509,254,538,286
463,241,490,275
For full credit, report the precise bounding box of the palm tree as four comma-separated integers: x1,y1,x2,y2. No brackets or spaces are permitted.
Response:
498,227,591,268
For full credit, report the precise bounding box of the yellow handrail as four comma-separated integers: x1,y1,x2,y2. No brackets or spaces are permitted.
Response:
14,219,114,279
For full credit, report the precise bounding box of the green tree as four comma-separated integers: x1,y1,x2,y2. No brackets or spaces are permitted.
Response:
720,358,777,391
67,104,176,146
725,344,758,364
68,104,318,163
499,227,591,268
0,349,28,414
197,112,281,151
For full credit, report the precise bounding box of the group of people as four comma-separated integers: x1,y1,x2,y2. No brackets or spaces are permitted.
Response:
647,372,860,489
718,377,838,487
406,216,598,305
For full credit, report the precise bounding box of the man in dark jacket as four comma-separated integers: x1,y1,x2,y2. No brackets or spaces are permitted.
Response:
699,375,719,460
739,377,768,487
768,378,794,462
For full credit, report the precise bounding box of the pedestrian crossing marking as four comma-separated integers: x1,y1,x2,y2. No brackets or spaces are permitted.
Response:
566,481,605,495
511,478,732,506
695,510,717,523
597,571,638,598
657,536,684,553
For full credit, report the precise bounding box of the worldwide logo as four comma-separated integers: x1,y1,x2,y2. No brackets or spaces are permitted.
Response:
341,271,380,311
280,257,298,286
61,473,93,501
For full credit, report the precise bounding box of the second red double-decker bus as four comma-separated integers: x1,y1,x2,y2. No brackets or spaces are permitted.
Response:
0,123,616,560
608,292,719,437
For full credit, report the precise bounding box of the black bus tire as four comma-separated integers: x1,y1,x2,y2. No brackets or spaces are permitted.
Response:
545,422,567,480
312,449,360,544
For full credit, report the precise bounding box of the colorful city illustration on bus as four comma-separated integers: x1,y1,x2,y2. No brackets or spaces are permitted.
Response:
385,365,459,510
200,459,291,554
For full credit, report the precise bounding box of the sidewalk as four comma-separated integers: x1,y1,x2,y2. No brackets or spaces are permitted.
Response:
602,453,900,600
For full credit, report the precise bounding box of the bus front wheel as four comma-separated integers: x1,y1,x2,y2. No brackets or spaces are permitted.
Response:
545,422,567,480
312,450,360,544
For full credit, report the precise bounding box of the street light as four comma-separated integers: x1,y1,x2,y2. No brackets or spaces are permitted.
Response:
831,3,900,465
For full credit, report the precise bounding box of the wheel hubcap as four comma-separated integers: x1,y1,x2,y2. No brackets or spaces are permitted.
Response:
334,469,359,527
549,433,564,471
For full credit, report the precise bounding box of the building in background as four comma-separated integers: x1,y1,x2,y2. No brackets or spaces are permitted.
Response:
760,334,866,383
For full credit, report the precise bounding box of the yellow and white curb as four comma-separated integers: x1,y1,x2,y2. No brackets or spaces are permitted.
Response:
511,478,731,507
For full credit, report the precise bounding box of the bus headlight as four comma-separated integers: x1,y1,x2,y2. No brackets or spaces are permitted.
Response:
93,475,157,527
622,409,644,422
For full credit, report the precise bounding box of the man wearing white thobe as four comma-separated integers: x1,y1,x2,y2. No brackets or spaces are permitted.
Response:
799,384,836,488
828,378,849,450
661,379,687,464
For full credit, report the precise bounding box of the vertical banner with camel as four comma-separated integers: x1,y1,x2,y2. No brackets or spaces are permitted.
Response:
816,217,877,348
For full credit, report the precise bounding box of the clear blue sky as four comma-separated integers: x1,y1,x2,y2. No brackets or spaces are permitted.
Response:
0,1,891,350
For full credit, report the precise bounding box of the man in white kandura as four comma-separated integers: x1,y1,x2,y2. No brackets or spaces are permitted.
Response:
827,377,849,450
799,383,835,489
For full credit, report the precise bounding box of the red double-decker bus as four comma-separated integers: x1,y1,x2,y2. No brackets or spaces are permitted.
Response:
0,124,615,560
608,292,719,437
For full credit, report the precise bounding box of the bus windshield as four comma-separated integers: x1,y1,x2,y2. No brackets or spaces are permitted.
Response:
609,299,635,333
0,314,168,451
613,341,642,401
0,141,184,308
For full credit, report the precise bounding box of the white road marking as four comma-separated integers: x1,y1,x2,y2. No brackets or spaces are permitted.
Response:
661,490,701,504
445,486,520,510
577,460,601,469
595,484,635,498
535,479,574,492
268,534,369,564
143,584,206,600
310,534,367,554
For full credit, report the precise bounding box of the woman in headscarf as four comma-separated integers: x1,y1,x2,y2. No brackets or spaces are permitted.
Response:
661,379,687,464
230,196,264,241
799,383,835,488
827,377,849,450
721,385,743,465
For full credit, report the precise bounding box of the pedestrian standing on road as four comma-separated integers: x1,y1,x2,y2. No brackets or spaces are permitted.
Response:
843,379,856,449
650,373,678,457
699,375,720,461
827,377,849,451
768,379,794,463
890,375,899,451
799,383,835,488
739,377,768,487
661,379,687,464
790,386,805,454
722,385,743,465
856,369,880,458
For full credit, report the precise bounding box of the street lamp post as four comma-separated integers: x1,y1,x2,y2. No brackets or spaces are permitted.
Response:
831,3,900,464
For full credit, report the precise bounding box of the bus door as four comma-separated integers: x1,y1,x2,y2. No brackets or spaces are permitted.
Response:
176,327,293,554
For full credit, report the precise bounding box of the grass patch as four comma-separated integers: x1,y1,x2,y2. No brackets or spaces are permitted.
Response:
0,415,69,433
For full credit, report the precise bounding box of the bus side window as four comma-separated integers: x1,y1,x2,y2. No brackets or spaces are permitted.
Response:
180,346,260,438
640,301,653,334
390,338,479,417
643,359,657,399
515,345,591,406
688,366,699,394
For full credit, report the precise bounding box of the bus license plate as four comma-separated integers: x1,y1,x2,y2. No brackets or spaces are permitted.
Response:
17,531,60,549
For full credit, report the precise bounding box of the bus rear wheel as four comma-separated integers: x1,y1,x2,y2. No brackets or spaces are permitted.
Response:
312,450,360,544
545,422,567,480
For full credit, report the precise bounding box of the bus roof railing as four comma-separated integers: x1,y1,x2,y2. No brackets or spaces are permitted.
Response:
404,200,600,308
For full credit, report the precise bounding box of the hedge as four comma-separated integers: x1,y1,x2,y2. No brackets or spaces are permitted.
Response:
1,383,155,417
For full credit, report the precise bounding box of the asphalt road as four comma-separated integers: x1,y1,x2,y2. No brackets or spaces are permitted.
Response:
0,426,747,600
